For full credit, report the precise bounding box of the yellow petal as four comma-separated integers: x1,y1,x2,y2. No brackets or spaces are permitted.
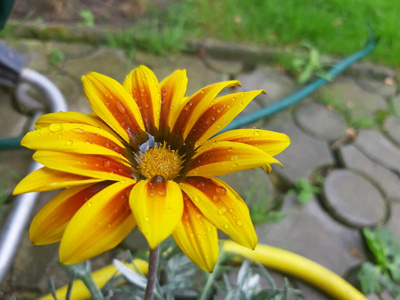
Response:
187,141,282,177
82,72,146,149
123,65,161,133
30,182,112,245
129,178,183,249
171,80,240,143
22,123,128,162
172,192,219,272
186,90,265,148
33,151,133,181
34,112,114,135
159,70,188,133
180,176,257,249
60,181,136,264
205,128,290,156
13,167,103,195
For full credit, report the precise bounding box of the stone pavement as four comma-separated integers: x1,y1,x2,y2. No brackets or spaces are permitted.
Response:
0,39,400,299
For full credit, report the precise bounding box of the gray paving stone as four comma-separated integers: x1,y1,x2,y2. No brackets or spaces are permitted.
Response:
237,66,298,107
4,39,49,73
386,202,400,248
294,101,347,142
392,94,400,114
338,144,400,201
64,47,131,83
134,52,225,96
256,194,365,276
383,115,400,146
323,169,387,227
264,110,334,184
354,129,400,174
0,149,32,195
46,41,96,60
356,77,397,98
320,79,387,123
0,90,28,139
294,280,331,300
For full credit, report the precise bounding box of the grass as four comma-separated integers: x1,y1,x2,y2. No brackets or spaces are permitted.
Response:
149,0,400,66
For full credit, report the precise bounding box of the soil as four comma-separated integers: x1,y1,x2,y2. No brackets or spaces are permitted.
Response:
9,0,163,28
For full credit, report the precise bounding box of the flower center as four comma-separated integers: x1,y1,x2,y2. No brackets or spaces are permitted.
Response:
137,143,183,181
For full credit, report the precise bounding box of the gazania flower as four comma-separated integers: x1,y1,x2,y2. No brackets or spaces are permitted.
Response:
14,65,289,272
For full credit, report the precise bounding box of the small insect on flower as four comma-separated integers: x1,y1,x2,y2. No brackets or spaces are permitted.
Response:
14,65,290,272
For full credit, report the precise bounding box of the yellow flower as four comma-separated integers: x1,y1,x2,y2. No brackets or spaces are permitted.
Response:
13,65,290,272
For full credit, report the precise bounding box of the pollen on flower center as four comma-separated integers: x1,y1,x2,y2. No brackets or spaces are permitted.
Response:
137,143,183,180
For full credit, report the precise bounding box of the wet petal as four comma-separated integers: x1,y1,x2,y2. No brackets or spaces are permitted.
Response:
187,141,282,177
60,181,136,264
159,70,188,135
33,151,133,181
13,167,103,195
186,90,265,147
129,178,183,249
34,112,114,136
171,81,240,144
205,129,290,156
180,176,257,249
22,123,128,162
82,72,146,149
30,182,112,245
172,192,219,272
123,65,161,133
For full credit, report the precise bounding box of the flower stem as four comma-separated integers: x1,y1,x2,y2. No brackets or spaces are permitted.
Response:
144,246,159,300
80,272,104,300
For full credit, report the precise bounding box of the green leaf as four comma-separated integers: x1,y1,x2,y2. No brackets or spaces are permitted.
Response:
380,271,400,298
358,262,382,294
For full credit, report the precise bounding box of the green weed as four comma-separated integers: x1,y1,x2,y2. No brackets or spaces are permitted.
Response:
288,178,320,204
79,9,95,28
49,48,65,69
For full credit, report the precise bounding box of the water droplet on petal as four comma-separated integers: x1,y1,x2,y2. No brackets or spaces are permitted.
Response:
103,160,112,168
49,123,63,132
104,141,111,148
66,140,73,146
116,101,126,114
224,224,230,229
215,186,227,195
87,201,93,207
212,195,220,202
254,130,261,136
194,196,201,202
195,213,202,219
218,207,227,215
72,128,85,134
236,220,243,226
85,140,92,145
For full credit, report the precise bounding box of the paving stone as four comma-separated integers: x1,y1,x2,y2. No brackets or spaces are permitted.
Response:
46,41,96,60
338,144,400,201
264,110,334,184
122,227,148,251
0,90,28,139
64,47,131,83
383,115,400,146
322,169,387,227
392,94,400,114
320,79,387,123
237,66,298,108
0,149,32,195
386,202,400,244
294,280,331,300
201,57,244,77
4,39,49,73
218,168,276,208
354,129,400,174
294,101,346,142
256,194,365,276
356,77,397,98
134,52,225,95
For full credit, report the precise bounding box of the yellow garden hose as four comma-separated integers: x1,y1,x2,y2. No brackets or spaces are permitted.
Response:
41,241,366,300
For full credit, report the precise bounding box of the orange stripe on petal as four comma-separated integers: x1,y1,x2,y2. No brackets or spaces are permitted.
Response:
172,192,219,272
171,81,240,144
60,181,136,264
13,167,103,195
159,70,188,136
187,141,282,177
22,123,128,162
205,129,290,157
186,90,265,148
30,182,112,245
129,178,183,249
82,72,146,149
33,151,134,181
123,65,161,133
180,176,257,249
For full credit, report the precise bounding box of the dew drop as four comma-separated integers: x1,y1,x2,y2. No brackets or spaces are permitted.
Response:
107,223,112,228
215,186,227,195
36,132,41,137
85,140,92,145
72,128,85,134
194,196,201,202
224,224,230,229
103,160,112,168
145,216,150,222
195,213,202,219
116,101,126,114
218,207,227,215
104,141,111,148
236,220,243,226
254,130,261,136
158,189,166,196
87,201,93,207
212,195,220,202
49,123,63,132
66,140,73,146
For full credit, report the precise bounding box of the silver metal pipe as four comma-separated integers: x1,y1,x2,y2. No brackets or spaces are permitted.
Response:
0,68,67,282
